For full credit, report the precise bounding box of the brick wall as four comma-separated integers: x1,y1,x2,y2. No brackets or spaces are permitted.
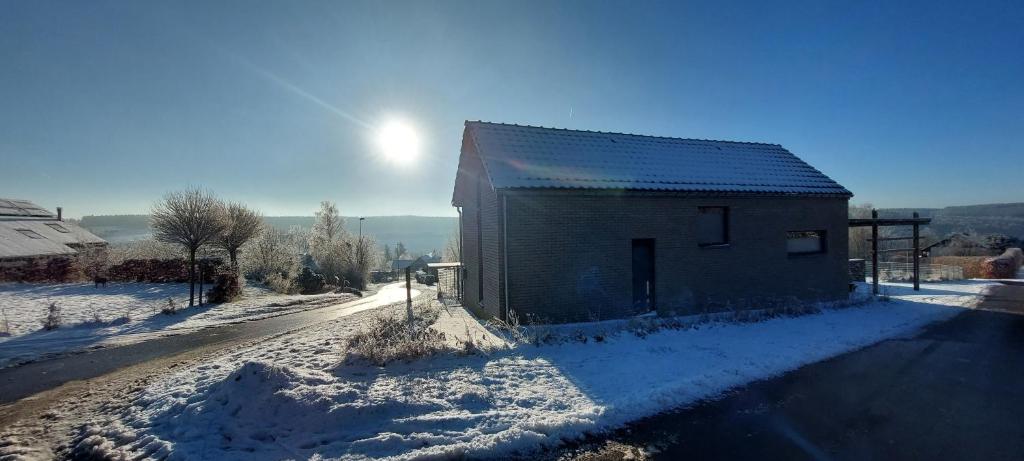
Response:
502,191,850,323
456,141,503,319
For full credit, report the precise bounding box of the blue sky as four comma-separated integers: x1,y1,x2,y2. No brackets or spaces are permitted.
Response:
2,0,1022,217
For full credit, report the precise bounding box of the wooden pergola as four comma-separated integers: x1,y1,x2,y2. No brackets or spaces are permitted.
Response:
849,210,932,294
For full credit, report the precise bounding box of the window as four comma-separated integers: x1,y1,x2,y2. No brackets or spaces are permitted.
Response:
46,223,70,233
16,229,44,239
697,206,729,246
787,230,826,254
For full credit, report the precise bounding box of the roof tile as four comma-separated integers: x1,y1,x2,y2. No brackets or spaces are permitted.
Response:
466,122,851,196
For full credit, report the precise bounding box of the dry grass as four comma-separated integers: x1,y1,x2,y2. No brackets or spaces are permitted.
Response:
343,302,451,366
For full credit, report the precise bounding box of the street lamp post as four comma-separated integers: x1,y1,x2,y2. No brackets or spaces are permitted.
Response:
357,217,366,273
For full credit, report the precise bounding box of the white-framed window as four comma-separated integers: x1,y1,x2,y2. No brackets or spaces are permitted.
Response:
787,230,826,254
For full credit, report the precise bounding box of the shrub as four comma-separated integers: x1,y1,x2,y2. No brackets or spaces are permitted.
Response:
266,272,297,294
929,256,988,278
161,298,178,315
344,315,448,366
241,227,300,282
0,308,10,337
41,302,62,330
344,302,447,366
206,270,242,303
295,267,326,294
982,251,1020,279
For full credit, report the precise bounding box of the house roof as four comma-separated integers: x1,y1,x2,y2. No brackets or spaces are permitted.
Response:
0,198,55,218
391,259,415,270
0,199,107,259
462,121,852,197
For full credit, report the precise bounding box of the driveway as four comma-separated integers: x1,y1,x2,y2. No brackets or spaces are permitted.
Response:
564,283,1024,460
0,282,420,406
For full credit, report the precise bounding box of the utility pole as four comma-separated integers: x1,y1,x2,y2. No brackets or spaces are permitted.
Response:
405,266,414,334
871,209,879,296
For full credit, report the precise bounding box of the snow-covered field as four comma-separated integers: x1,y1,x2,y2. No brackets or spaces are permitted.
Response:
73,281,986,460
0,282,357,367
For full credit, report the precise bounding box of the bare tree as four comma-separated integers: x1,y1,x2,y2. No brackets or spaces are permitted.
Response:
215,202,264,268
394,242,407,261
443,230,460,263
242,226,299,281
309,201,345,250
151,188,226,307
848,203,874,260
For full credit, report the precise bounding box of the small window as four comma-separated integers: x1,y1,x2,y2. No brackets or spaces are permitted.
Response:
787,230,826,254
46,223,70,233
697,206,729,246
16,229,45,239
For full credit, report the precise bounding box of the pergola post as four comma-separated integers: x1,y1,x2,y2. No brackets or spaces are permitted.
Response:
913,211,920,291
871,209,879,295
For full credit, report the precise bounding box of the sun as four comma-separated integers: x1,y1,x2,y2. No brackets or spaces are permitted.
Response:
376,120,420,165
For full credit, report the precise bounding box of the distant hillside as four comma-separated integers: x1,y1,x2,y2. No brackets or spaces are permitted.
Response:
878,203,1024,239
79,214,458,253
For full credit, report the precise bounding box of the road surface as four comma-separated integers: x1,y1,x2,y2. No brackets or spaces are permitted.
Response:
564,283,1024,460
0,282,419,405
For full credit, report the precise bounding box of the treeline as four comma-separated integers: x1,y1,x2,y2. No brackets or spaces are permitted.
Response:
80,215,457,253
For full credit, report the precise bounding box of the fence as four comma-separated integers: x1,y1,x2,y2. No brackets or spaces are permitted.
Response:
866,261,964,282
430,263,463,307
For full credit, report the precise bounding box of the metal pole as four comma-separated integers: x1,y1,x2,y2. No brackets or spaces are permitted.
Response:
871,209,879,296
405,266,413,333
913,212,920,291
198,262,204,306
357,217,365,276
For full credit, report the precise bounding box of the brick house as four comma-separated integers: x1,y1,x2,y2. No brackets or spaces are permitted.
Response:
451,122,853,323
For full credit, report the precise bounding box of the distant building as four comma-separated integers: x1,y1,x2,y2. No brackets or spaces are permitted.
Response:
390,259,415,273
409,254,442,272
0,198,107,279
451,122,853,323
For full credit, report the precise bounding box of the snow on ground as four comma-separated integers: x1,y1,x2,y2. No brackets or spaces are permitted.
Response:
73,281,986,460
0,282,356,367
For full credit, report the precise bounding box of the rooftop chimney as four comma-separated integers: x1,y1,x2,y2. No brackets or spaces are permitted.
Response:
56,207,63,221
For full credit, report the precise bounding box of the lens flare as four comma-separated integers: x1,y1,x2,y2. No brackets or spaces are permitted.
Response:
377,120,420,165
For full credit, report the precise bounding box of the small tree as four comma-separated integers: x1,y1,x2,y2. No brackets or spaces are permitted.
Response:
308,201,351,281
151,188,226,307
383,244,393,265
41,302,62,330
394,242,407,261
443,231,460,263
242,227,299,281
215,202,263,268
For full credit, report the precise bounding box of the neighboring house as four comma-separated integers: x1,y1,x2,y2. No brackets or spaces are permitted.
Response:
390,259,415,273
451,122,853,323
391,254,442,274
409,254,442,273
0,198,107,279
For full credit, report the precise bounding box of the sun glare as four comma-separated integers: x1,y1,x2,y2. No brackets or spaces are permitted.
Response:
376,120,420,165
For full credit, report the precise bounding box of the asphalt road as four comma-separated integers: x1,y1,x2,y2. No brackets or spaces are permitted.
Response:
0,282,419,405
565,283,1024,460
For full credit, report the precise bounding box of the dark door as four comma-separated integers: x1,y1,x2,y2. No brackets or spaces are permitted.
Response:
632,239,655,311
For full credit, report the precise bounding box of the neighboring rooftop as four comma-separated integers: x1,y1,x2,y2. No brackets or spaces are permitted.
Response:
463,121,852,196
0,198,55,218
0,198,107,259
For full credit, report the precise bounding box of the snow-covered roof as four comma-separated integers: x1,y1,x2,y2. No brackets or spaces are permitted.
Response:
464,122,852,196
391,259,415,271
0,198,55,218
0,219,107,259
